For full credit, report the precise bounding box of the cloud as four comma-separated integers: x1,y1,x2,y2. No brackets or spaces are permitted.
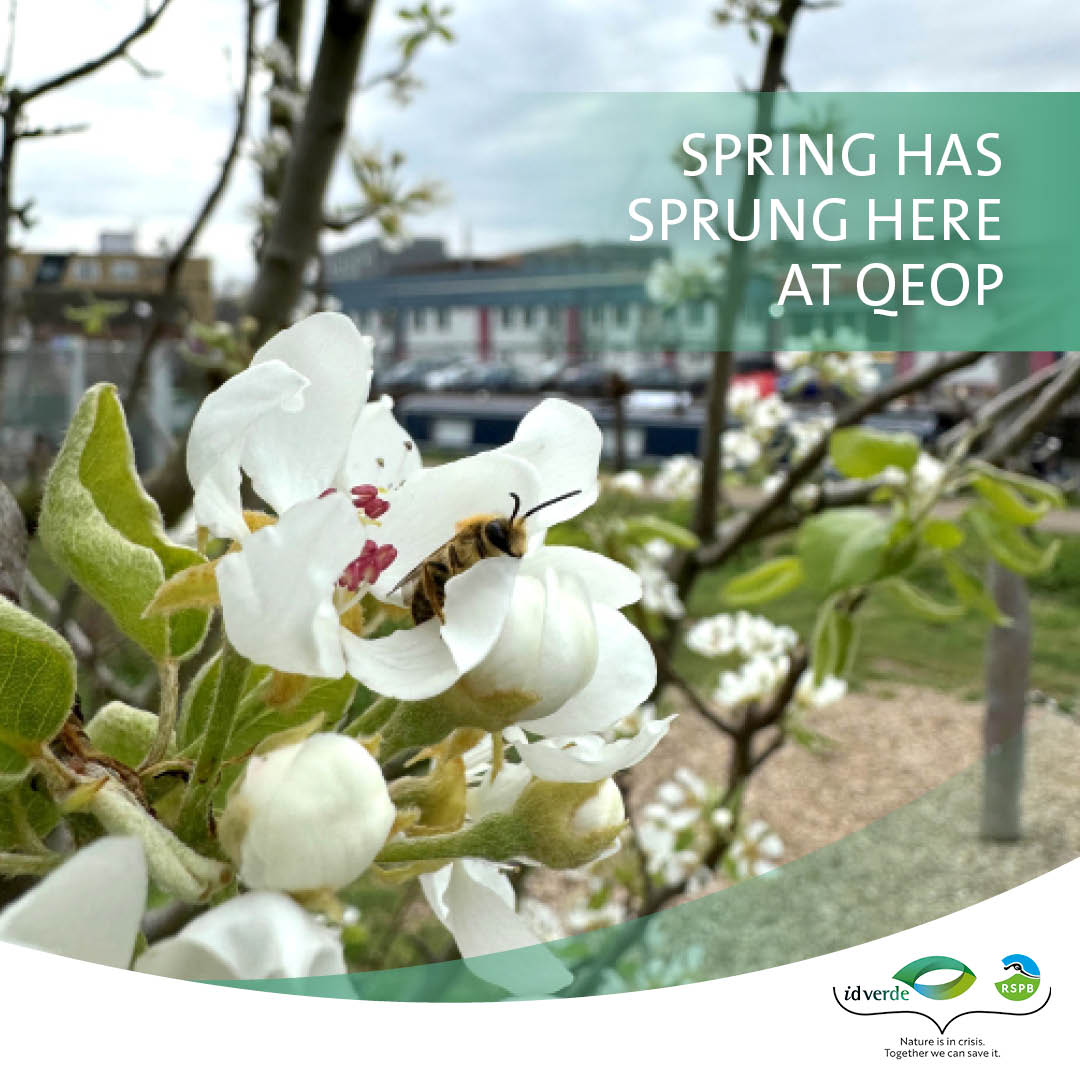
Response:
8,0,1080,292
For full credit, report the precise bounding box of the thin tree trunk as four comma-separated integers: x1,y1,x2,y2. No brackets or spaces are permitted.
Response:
689,0,803,550
246,0,375,347
982,352,1032,841
0,97,20,420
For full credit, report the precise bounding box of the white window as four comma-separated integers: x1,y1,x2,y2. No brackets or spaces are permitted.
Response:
433,418,472,449
70,258,101,283
8,256,24,281
110,260,138,283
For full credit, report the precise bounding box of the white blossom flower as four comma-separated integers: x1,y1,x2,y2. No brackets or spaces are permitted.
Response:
713,652,790,708
912,451,946,498
629,538,684,619
794,670,847,710
644,259,683,306
650,454,701,500
135,891,346,981
419,859,572,996
187,311,419,541
0,838,347,981
730,820,785,879
218,733,395,893
609,469,646,495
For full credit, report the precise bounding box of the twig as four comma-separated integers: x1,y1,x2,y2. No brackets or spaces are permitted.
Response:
20,0,173,102
983,353,1080,465
125,0,258,411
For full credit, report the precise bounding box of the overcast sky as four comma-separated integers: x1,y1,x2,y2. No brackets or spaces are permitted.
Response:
9,0,1080,290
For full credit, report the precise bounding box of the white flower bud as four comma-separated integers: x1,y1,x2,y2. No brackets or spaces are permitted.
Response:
571,778,625,833
219,733,395,893
462,567,598,723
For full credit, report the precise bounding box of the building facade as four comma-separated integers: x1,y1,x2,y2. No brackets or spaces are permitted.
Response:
325,237,779,367
7,231,213,339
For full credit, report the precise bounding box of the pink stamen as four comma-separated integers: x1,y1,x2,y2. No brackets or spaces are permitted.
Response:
319,487,337,498
365,497,390,519
349,481,390,520
338,540,398,591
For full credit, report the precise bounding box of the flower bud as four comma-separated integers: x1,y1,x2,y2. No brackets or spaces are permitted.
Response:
511,778,626,869
219,733,395,892
461,568,598,723
570,778,625,833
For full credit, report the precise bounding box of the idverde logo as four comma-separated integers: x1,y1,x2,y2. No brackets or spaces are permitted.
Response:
893,956,977,1001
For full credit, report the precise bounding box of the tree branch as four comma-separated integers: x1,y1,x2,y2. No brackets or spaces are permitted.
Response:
696,350,986,566
16,122,89,140
983,353,1080,466
20,0,173,102
124,0,258,412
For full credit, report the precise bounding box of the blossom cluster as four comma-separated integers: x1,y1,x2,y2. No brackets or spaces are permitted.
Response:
3,313,674,995
686,612,847,714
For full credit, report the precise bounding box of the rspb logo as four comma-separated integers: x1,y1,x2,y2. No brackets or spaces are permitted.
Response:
833,953,1050,1034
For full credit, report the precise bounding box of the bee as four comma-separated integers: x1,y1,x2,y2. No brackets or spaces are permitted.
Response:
391,489,581,624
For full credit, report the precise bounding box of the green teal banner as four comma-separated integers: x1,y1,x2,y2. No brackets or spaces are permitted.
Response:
487,92,1080,351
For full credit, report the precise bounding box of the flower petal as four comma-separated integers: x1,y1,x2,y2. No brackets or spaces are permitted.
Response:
0,837,146,968
245,312,373,513
216,493,366,677
338,395,421,493
373,451,543,600
341,620,460,700
134,891,345,981
440,557,518,674
420,860,572,996
521,546,641,609
522,605,657,737
187,359,309,538
498,399,601,526
508,712,673,783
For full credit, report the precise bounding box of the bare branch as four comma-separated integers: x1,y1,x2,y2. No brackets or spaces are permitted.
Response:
323,206,375,231
125,0,258,411
120,50,161,79
984,353,1080,465
16,121,89,139
938,359,1063,456
696,350,987,567
21,0,173,102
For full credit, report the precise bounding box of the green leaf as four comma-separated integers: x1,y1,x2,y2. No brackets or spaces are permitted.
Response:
177,651,222,750
966,507,1060,577
0,599,77,790
921,519,965,550
0,786,59,849
970,468,1057,526
829,427,920,480
880,578,965,622
722,556,804,606
810,602,856,684
38,384,209,661
942,559,1009,625
798,508,891,593
86,701,169,769
621,515,700,550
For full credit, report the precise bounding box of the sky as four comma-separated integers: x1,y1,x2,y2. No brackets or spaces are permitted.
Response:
7,0,1080,292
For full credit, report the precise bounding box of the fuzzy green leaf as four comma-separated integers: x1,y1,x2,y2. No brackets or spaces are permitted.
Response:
620,515,700,551
881,577,965,622
39,384,209,661
829,427,920,480
798,508,891,593
966,506,1060,577
722,556,804,606
0,599,76,790
921,519,965,550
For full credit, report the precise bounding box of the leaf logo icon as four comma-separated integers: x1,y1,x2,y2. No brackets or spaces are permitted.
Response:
893,956,977,1000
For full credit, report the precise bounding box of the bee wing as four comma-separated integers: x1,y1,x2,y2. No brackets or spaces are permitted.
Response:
386,540,448,598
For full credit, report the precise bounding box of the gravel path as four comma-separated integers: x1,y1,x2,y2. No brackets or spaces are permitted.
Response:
626,689,1080,978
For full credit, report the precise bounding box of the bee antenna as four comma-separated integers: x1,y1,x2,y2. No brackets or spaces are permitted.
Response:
523,489,582,520
509,491,521,522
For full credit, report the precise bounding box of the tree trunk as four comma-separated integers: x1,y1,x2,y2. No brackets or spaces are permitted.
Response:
0,97,20,421
981,351,1032,841
246,0,375,347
